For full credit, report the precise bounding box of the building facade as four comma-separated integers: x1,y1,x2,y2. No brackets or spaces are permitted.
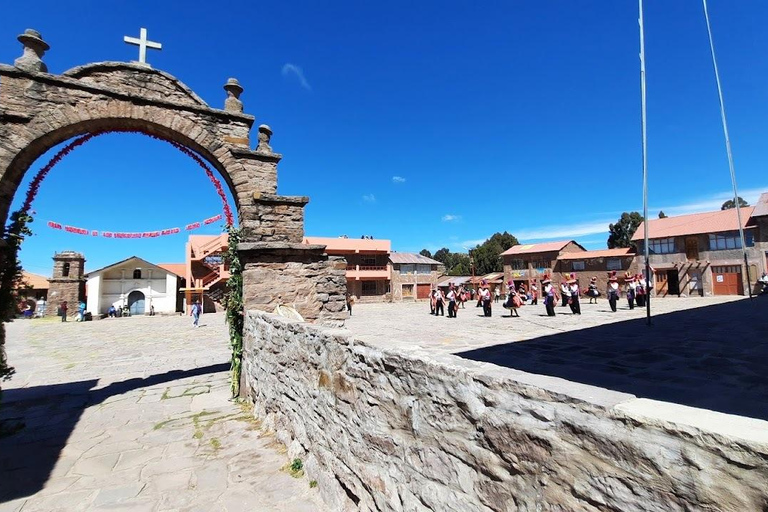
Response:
304,237,392,302
556,248,637,293
47,251,86,317
502,240,586,291
389,253,443,301
86,256,183,315
632,196,768,297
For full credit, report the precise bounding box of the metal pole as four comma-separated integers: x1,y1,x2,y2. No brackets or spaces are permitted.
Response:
639,0,652,325
702,0,753,299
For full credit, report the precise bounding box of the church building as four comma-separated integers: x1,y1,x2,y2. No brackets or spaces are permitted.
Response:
86,256,183,315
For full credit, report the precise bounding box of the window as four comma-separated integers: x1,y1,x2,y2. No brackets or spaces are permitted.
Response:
531,260,549,270
649,238,675,254
416,264,431,274
133,269,142,279
400,264,415,275
402,284,414,297
607,258,622,271
362,281,377,296
571,261,585,271
362,256,377,266
62,262,70,277
708,231,754,251
510,259,526,270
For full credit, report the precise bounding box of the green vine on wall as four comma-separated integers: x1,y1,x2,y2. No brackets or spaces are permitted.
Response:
0,210,33,398
223,224,244,398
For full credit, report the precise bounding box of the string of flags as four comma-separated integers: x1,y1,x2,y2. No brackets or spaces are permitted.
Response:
46,213,223,239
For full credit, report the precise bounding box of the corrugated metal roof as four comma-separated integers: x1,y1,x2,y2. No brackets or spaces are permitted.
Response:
501,240,577,256
389,252,441,265
558,248,633,260
437,276,472,286
631,207,754,241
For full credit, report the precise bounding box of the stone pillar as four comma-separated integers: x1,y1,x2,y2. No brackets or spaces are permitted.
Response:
47,251,86,317
14,29,49,73
223,78,243,113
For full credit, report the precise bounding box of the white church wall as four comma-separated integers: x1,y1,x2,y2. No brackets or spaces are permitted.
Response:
86,274,101,314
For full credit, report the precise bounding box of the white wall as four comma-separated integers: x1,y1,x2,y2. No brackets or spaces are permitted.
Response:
87,262,179,315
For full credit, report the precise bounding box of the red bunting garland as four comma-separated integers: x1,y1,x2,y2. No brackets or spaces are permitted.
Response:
23,128,234,226
47,213,223,239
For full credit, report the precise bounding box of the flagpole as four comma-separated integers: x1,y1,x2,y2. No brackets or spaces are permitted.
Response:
702,0,753,299
639,0,651,325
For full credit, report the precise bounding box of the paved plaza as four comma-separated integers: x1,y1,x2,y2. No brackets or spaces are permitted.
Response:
347,295,768,421
0,314,322,512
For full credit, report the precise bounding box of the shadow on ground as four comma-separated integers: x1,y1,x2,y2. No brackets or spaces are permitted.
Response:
458,297,768,421
0,362,229,502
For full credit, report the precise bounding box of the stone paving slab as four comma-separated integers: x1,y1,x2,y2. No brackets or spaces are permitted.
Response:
0,313,322,511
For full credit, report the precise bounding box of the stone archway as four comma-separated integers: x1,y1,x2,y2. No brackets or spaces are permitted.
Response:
0,29,347,325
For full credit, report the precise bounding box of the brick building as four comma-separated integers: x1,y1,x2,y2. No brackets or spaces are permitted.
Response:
389,253,443,301
632,194,768,296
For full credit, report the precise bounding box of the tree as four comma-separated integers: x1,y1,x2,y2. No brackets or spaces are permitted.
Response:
419,249,432,258
433,248,451,264
470,231,520,275
658,211,667,219
607,212,644,249
721,197,749,210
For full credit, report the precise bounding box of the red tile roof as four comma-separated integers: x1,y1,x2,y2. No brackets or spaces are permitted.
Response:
157,263,186,278
631,207,754,241
557,248,634,260
501,240,577,256
303,237,391,253
19,271,49,289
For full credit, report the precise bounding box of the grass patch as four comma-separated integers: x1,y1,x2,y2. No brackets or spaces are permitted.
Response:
309,480,318,489
160,385,211,400
283,458,305,478
210,438,221,450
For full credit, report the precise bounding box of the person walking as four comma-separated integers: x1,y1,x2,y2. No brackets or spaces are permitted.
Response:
568,274,581,315
542,276,557,317
191,300,202,327
76,300,86,322
494,287,500,303
458,285,467,308
530,283,538,305
504,281,521,317
607,272,620,312
429,289,436,315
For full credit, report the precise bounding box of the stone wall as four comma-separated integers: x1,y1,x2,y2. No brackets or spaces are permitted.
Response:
243,311,768,511
239,244,348,326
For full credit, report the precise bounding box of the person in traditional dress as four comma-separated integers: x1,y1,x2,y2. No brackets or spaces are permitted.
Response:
530,283,538,305
586,276,600,304
607,272,620,312
560,278,571,307
429,289,436,315
568,273,581,315
518,283,528,302
504,280,521,317
446,284,458,318
542,276,557,317
479,280,492,317
625,272,636,310
435,288,445,316
635,273,646,307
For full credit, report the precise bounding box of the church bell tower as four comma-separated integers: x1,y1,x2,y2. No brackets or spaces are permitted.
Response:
47,251,86,316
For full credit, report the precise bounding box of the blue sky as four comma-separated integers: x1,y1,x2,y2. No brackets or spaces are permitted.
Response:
3,1,768,276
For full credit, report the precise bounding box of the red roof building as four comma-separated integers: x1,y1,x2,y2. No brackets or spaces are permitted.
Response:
631,198,767,297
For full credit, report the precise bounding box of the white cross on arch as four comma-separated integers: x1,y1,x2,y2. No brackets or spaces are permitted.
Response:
123,28,162,65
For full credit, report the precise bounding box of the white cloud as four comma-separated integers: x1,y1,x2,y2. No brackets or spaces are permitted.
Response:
281,63,311,91
652,187,767,216
362,193,376,203
442,214,461,222
392,176,406,184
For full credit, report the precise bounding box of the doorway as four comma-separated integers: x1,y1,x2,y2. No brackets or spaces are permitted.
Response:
667,269,680,295
128,290,145,315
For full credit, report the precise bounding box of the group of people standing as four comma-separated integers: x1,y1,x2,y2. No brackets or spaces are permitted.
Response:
429,271,651,319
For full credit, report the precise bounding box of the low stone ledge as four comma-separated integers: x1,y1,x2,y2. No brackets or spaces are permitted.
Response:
230,145,282,162
243,310,768,511
251,192,310,205
237,242,326,253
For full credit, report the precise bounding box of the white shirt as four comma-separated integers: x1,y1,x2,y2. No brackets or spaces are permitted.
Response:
447,290,456,301
479,288,491,301
560,283,571,296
